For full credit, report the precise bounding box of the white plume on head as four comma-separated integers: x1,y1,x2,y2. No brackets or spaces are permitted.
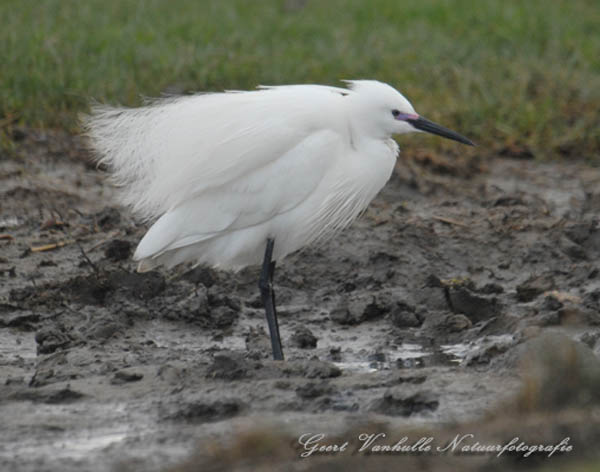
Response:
344,80,416,113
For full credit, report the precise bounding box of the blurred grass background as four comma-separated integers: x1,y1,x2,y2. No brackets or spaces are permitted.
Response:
1,0,599,159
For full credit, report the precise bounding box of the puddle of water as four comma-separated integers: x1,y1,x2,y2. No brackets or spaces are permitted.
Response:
333,343,435,372
440,343,471,362
439,334,515,365
334,335,516,372
14,427,129,461
397,342,428,359
333,361,378,373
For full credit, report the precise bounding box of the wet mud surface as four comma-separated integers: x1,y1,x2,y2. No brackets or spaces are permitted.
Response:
2,131,600,471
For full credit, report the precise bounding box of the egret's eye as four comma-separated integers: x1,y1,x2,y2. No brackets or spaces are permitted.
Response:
391,109,400,118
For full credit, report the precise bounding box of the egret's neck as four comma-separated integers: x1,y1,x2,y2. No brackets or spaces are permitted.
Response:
350,126,399,160
343,134,398,214
348,119,390,143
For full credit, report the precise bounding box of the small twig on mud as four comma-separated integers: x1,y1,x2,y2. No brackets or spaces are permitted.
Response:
52,207,101,276
75,234,101,276
30,240,75,252
431,215,468,227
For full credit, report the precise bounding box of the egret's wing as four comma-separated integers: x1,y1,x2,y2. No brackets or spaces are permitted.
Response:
84,85,350,221
132,128,344,261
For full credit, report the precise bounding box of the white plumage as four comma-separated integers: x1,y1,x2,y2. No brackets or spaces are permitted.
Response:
84,80,471,272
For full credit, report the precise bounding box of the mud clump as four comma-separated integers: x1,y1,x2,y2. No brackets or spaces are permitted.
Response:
465,336,516,366
164,398,246,423
283,360,342,379
0,310,40,329
516,273,555,302
290,326,318,349
35,326,76,354
206,354,251,380
330,290,411,325
330,295,385,325
295,381,337,400
244,327,273,358
390,302,421,328
182,266,218,288
104,239,132,262
68,274,112,304
9,387,85,404
65,270,166,305
370,390,439,416
447,286,501,322
82,318,122,343
109,270,166,300
111,370,144,385
204,291,241,328
445,314,472,332
441,278,502,322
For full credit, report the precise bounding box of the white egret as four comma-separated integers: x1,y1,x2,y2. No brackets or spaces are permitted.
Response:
84,80,473,360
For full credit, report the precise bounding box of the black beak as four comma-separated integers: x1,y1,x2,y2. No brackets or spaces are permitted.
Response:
407,116,475,146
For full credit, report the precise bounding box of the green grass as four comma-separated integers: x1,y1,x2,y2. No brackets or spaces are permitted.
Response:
1,0,599,159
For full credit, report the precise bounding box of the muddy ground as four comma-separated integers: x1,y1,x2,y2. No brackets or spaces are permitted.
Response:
1,130,600,472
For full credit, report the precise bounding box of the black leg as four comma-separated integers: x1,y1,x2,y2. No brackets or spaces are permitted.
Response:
259,238,284,360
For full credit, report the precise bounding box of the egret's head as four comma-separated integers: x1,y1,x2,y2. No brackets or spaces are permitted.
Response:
346,80,474,145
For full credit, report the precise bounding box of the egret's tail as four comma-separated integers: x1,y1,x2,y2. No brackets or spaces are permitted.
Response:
82,103,164,221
